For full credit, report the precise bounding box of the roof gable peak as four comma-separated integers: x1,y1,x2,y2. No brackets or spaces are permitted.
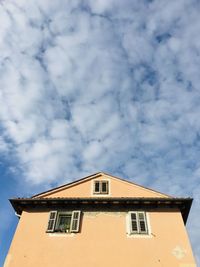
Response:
32,172,171,199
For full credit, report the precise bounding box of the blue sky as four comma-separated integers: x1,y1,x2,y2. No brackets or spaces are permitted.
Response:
0,0,200,265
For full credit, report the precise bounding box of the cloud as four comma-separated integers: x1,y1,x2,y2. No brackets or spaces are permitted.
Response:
0,0,200,264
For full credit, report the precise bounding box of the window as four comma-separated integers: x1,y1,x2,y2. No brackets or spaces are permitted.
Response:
93,180,109,194
56,213,72,232
129,211,148,234
46,211,81,233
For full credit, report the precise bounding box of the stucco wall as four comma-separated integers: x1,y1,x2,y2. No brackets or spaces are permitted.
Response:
4,210,196,267
40,174,169,198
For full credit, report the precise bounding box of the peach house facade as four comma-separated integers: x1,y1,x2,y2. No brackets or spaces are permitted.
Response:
4,172,196,267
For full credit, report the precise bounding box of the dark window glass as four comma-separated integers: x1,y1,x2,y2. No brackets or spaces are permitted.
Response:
139,221,146,232
131,213,137,220
131,213,138,232
102,181,108,193
131,221,138,232
94,181,100,193
94,181,109,194
56,214,71,232
138,213,144,220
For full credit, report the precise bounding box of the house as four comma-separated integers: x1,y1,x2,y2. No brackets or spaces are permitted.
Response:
4,172,196,267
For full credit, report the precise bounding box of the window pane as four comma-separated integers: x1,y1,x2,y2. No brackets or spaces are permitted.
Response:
131,213,137,220
139,221,146,232
101,181,108,193
57,214,71,231
131,221,138,232
94,181,100,192
138,213,145,220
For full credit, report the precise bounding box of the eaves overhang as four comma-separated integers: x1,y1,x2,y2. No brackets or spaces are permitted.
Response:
9,197,193,225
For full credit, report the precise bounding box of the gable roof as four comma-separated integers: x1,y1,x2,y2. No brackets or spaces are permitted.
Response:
32,172,171,199
10,172,193,224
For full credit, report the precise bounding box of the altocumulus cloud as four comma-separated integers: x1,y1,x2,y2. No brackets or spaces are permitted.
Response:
0,0,200,263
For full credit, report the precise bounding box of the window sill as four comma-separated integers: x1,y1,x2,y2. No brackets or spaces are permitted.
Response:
92,193,110,197
126,233,153,239
48,233,76,237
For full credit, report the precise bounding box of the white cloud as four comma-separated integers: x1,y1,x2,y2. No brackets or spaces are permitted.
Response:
0,137,8,153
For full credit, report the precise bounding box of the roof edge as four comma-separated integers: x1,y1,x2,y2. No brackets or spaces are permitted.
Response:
31,172,102,198
10,197,193,225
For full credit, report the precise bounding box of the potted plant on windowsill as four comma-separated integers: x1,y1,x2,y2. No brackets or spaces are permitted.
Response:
58,225,68,233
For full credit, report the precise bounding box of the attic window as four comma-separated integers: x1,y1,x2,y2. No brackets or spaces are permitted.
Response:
94,180,109,194
46,211,81,233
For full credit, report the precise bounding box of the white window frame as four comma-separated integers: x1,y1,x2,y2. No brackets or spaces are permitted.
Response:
93,180,109,195
128,211,148,235
46,210,81,233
